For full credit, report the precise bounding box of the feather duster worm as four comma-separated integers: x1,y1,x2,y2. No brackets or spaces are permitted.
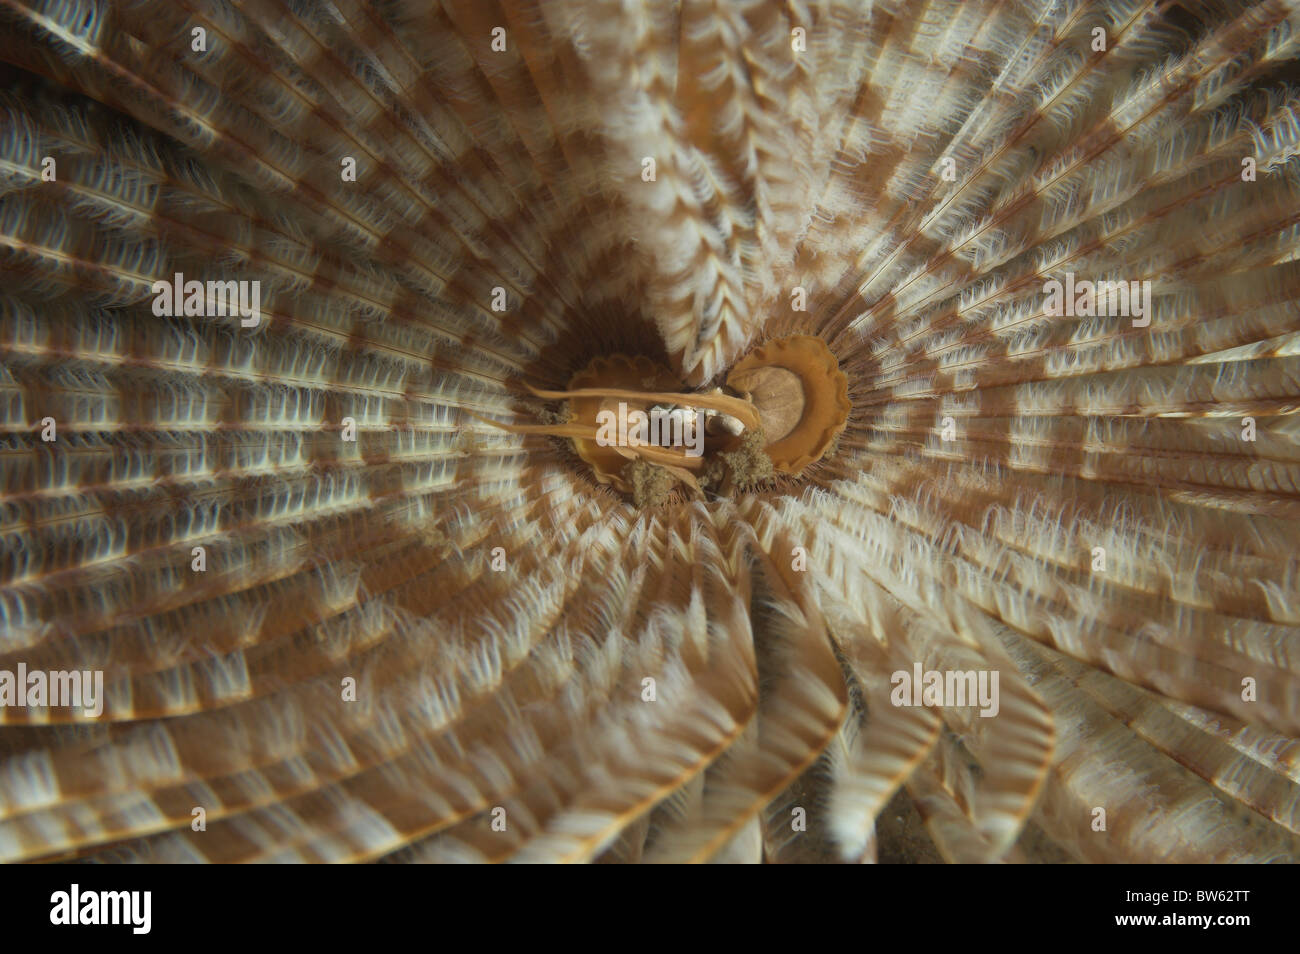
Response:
1,0,1299,864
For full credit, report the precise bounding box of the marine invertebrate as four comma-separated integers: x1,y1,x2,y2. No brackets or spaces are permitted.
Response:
1,0,1299,864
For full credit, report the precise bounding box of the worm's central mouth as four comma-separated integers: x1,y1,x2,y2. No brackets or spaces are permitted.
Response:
476,336,850,506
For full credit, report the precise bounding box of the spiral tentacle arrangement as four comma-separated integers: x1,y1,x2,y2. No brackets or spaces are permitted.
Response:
1,0,1299,863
